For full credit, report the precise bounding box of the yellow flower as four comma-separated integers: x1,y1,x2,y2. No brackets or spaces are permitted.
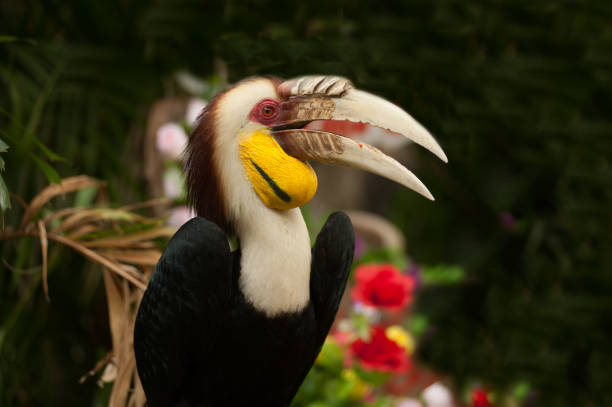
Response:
342,369,370,400
385,325,415,354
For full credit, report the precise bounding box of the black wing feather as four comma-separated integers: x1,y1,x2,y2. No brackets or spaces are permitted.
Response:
134,217,231,407
310,211,355,344
286,212,355,400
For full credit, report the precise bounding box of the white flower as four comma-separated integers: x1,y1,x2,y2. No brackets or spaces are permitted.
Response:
186,98,207,127
353,301,381,323
167,206,196,227
422,382,454,407
395,398,423,407
162,167,185,199
175,70,208,95
156,122,188,160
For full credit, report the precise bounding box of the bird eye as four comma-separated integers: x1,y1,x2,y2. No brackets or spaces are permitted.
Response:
250,99,280,125
262,105,275,117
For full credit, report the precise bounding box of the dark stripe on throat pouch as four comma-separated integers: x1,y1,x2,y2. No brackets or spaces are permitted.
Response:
249,159,291,202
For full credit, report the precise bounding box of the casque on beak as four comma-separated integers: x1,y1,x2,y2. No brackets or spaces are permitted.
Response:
271,76,447,201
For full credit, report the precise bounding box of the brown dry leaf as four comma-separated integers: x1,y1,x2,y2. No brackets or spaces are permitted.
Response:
128,368,147,407
117,263,147,284
107,269,145,407
65,224,99,240
99,264,149,407
99,360,118,386
49,233,147,290
103,269,125,353
141,266,154,282
21,176,103,228
102,249,161,267
9,191,27,209
52,209,109,234
83,227,176,249
42,207,82,227
79,352,114,384
37,220,50,302
127,282,148,407
103,241,159,250
119,197,172,212
53,208,148,235
103,269,130,406
109,356,136,407
2,180,170,407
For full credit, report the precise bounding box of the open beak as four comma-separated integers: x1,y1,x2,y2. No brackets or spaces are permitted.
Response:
272,76,447,200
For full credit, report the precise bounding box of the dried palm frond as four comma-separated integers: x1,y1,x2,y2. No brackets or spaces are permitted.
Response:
1,175,174,407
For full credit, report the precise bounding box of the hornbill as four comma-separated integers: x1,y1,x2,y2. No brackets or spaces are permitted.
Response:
134,76,447,407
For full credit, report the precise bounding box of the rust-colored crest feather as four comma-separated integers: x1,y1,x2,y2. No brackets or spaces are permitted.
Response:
185,94,232,234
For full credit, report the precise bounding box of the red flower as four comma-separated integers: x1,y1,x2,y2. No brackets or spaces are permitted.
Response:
351,263,415,312
350,326,410,373
472,389,492,407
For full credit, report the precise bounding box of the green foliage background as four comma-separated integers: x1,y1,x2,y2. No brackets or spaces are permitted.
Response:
1,1,611,406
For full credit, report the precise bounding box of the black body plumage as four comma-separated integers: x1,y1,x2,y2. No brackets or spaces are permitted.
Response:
134,212,354,407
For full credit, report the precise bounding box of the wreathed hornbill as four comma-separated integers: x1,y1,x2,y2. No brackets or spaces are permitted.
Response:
134,76,447,407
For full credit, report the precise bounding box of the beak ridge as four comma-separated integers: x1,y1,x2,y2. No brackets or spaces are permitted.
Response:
278,75,353,98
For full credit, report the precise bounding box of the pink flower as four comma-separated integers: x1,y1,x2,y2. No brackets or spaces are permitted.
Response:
162,167,186,199
167,206,196,227
350,326,410,373
156,122,188,160
332,329,353,346
422,382,454,407
185,98,207,126
351,263,415,312
395,398,423,407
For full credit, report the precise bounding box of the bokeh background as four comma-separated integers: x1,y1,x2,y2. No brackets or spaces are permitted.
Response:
1,1,611,406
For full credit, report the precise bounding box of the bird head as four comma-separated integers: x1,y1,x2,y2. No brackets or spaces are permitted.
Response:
186,75,447,234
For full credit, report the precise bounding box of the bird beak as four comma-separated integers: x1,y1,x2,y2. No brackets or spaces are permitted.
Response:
272,76,447,200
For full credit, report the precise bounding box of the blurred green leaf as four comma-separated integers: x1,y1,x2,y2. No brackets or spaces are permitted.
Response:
421,265,466,285
408,314,429,338
355,248,408,270
74,185,98,207
0,174,10,211
0,35,36,45
369,397,393,407
354,366,388,386
317,340,344,372
351,313,371,340
335,378,354,400
34,138,66,163
31,154,61,184
512,381,531,402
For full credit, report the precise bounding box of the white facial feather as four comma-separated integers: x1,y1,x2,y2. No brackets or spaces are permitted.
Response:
214,79,312,316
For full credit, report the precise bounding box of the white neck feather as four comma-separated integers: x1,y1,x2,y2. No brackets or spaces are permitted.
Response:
236,206,311,317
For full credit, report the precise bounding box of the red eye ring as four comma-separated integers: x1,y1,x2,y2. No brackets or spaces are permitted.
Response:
250,99,281,125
